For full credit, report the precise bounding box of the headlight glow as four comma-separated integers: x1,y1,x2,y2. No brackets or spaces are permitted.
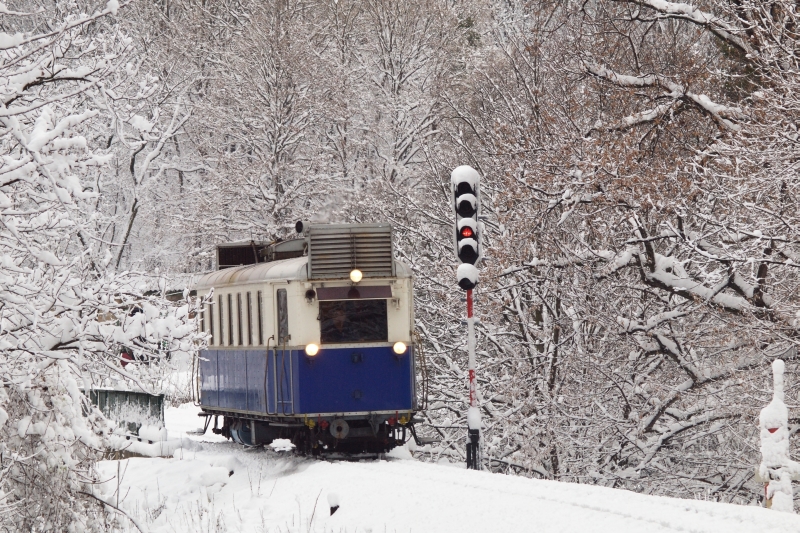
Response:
305,343,319,356
393,342,407,355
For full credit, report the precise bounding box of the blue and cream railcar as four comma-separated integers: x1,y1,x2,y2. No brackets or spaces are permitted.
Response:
195,223,417,453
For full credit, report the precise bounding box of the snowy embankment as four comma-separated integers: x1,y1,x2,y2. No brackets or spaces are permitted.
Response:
96,405,800,533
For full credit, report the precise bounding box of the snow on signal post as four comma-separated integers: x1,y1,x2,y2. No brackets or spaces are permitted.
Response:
451,165,482,470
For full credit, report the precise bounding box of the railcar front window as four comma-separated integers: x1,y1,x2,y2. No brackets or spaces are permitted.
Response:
320,300,388,343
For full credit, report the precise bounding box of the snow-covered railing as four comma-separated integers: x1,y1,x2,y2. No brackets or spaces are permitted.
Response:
757,359,800,512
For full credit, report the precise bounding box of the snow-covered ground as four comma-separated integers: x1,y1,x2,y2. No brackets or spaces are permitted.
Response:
96,404,800,533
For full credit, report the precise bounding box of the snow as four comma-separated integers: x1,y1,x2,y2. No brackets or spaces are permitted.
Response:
129,114,153,132
0,32,24,49
456,193,477,210
457,263,478,284
105,404,226,457
457,217,477,232
585,62,742,130
108,434,198,458
467,405,481,430
269,438,295,452
93,403,800,532
458,237,477,254
138,425,169,442
647,253,748,311
163,402,227,443
326,491,340,509
450,165,479,188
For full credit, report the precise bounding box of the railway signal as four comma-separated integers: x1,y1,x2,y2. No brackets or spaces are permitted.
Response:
450,165,482,470
457,219,479,266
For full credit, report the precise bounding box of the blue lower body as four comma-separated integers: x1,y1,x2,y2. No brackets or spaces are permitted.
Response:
199,345,415,416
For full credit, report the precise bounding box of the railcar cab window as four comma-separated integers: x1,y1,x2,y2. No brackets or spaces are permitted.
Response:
320,300,388,343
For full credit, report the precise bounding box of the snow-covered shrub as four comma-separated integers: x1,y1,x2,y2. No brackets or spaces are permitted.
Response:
0,1,205,530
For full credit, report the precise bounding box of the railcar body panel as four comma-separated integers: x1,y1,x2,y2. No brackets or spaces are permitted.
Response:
199,345,414,416
199,350,219,407
296,346,413,413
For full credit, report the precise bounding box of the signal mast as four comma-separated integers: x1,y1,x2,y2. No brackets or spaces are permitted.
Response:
451,165,482,470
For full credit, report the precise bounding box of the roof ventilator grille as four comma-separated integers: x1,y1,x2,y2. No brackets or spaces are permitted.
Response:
308,224,394,279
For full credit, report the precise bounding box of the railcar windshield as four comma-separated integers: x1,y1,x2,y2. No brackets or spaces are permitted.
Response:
320,300,388,343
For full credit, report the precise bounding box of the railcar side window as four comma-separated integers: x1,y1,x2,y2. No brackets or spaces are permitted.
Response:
257,291,263,345
320,300,388,343
208,302,215,345
246,292,253,346
218,295,224,346
237,293,243,346
227,294,233,347
277,288,289,345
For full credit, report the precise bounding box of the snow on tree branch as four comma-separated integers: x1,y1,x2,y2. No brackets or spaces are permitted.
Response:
585,61,744,130
613,0,754,56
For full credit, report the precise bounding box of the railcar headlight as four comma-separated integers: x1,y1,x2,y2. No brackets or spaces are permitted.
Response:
350,269,363,283
305,343,319,356
393,342,407,355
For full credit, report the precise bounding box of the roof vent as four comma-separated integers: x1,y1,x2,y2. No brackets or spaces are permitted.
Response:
216,240,267,270
308,224,394,279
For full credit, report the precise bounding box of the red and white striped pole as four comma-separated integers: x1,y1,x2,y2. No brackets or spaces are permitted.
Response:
466,288,481,470
467,289,476,406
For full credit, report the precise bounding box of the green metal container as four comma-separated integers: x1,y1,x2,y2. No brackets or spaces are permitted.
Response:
86,389,165,435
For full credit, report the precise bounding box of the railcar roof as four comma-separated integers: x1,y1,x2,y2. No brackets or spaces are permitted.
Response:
194,255,412,290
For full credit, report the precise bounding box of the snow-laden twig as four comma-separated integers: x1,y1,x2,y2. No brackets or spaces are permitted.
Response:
613,0,753,56
585,62,744,130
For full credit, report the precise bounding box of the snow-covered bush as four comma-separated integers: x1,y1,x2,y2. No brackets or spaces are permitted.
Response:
0,1,205,530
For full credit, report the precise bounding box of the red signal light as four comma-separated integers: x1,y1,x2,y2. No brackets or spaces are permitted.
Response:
460,227,474,238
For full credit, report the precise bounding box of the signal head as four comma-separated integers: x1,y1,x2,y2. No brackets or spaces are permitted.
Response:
456,218,479,264
455,181,475,196
451,166,480,192
458,238,479,264
456,193,477,218
457,218,478,238
457,263,479,290
451,165,481,287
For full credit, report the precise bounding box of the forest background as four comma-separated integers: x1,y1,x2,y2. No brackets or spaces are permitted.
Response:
1,0,799,529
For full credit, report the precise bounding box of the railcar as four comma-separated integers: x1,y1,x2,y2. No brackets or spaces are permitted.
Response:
194,222,418,453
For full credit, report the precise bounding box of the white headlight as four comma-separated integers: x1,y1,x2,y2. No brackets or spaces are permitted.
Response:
393,342,407,354
305,343,319,356
350,269,363,283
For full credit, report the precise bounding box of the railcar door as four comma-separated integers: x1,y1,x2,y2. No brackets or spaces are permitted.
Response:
272,285,294,415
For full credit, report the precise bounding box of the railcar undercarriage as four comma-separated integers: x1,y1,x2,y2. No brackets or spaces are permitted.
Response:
201,412,415,455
